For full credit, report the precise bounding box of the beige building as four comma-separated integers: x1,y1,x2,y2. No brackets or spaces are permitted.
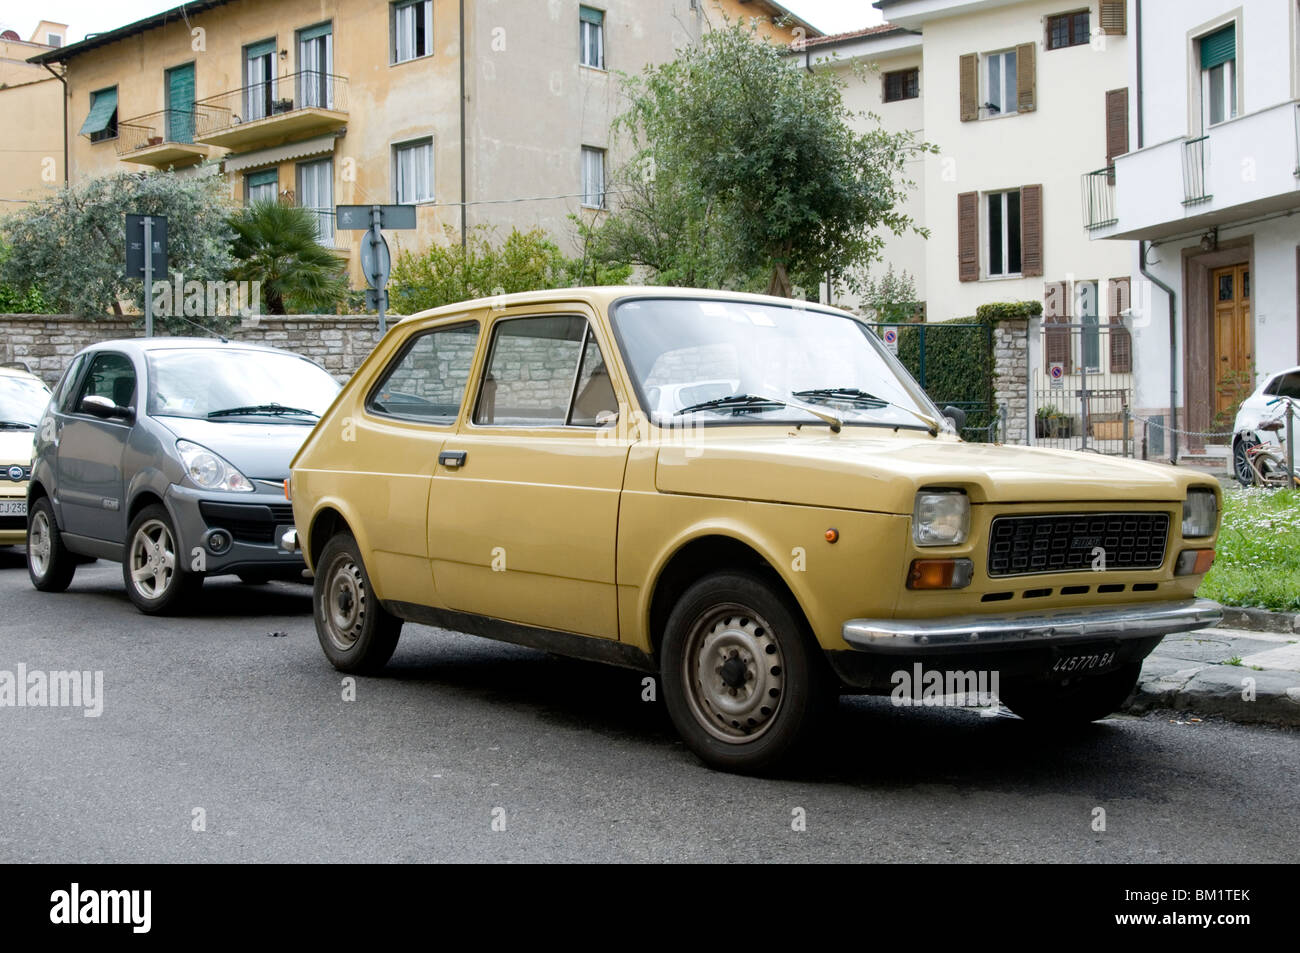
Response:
28,0,815,283
0,22,67,206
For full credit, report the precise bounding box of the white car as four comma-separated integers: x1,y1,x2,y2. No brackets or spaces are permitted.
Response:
1232,365,1300,485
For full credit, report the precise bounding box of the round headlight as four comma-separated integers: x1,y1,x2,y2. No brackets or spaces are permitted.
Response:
176,440,253,492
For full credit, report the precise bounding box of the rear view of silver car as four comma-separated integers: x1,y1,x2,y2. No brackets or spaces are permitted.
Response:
26,339,340,614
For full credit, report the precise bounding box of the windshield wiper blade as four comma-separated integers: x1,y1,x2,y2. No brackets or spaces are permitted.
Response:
792,387,888,407
675,393,842,432
207,404,319,419
0,420,37,430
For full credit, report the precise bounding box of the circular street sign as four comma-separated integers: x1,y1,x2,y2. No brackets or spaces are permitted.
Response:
359,231,392,291
883,328,898,344
1049,363,1065,380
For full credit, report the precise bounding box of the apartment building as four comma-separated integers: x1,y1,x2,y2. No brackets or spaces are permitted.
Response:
26,0,814,283
0,21,67,206
1086,0,1300,462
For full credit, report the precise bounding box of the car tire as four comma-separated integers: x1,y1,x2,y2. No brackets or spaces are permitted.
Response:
313,532,402,674
27,496,77,593
1000,662,1141,725
122,504,203,615
1232,437,1257,487
660,570,834,774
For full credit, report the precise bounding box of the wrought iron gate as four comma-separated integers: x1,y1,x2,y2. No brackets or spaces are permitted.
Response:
1034,321,1134,455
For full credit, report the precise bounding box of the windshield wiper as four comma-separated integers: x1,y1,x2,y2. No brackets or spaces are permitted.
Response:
207,404,319,419
675,393,842,432
0,420,37,430
792,386,941,436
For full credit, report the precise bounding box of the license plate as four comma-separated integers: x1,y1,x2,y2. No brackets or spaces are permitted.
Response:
1051,648,1118,674
0,500,26,517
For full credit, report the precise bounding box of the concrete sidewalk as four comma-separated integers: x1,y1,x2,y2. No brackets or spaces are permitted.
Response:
1126,626,1300,727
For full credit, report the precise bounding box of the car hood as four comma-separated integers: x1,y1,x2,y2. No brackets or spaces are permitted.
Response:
0,429,36,466
654,430,1214,513
156,416,317,480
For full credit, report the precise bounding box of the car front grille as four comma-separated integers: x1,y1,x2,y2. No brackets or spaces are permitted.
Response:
0,516,24,530
987,512,1169,577
198,501,296,544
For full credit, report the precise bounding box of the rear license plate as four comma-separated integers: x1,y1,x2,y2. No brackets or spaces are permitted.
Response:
1051,648,1118,674
0,500,26,517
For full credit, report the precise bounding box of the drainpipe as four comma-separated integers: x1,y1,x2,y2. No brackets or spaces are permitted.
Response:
459,0,467,251
41,62,69,186
1140,240,1179,464
1135,0,1144,149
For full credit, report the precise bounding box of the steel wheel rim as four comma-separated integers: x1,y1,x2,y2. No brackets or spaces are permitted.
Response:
682,603,785,744
29,509,52,577
323,555,366,651
129,519,178,600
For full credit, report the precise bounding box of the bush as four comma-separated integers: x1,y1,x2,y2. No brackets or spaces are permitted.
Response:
886,318,995,441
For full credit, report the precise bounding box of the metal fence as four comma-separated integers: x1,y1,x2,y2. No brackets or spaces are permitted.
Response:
1035,321,1134,455
115,108,198,155
1182,135,1211,205
194,71,349,138
1080,168,1117,230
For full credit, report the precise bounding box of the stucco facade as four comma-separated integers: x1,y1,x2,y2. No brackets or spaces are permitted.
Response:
0,29,64,206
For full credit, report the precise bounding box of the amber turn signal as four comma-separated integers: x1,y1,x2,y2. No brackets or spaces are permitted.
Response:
283,477,292,501
907,558,974,590
1175,548,1215,575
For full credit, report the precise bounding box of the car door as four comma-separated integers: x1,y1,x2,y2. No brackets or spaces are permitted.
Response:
426,306,629,639
55,351,137,542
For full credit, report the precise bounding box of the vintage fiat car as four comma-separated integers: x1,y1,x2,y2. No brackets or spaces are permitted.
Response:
287,288,1222,773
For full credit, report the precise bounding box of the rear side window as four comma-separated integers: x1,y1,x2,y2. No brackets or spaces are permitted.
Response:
368,321,480,424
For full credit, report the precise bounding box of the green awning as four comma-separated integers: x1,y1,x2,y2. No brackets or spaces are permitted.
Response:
580,5,603,25
78,87,117,136
247,169,278,188
299,22,332,42
1200,24,1235,70
246,38,276,58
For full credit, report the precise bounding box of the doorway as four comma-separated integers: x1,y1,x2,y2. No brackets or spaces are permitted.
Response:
1211,263,1253,426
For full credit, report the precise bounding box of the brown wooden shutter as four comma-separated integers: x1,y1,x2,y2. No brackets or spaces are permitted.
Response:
1100,0,1127,36
959,53,978,121
1108,276,1132,373
957,191,979,281
1020,184,1043,277
1105,88,1129,172
1044,280,1072,374
1016,42,1036,112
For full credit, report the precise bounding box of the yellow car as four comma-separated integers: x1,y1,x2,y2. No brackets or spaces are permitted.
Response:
288,288,1221,772
0,364,53,545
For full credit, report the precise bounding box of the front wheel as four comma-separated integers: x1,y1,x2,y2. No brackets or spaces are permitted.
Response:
1232,437,1257,486
27,496,77,592
1000,662,1141,725
313,532,402,673
660,571,834,774
123,504,203,614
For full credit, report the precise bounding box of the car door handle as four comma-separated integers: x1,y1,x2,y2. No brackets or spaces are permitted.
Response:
439,450,467,469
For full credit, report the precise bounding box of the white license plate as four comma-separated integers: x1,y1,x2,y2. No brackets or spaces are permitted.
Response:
0,500,27,517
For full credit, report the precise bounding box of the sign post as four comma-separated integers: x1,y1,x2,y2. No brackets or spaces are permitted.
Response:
336,204,415,333
125,214,168,337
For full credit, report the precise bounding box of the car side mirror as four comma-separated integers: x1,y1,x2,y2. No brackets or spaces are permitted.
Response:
942,405,967,431
80,395,134,421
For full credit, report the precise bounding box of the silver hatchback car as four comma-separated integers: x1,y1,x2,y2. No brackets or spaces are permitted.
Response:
27,338,340,613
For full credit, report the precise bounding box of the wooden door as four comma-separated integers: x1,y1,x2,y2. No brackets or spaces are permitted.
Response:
1212,264,1252,417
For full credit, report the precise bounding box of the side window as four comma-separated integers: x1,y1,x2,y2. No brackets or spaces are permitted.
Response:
1273,373,1300,399
76,353,136,411
474,315,613,427
52,354,87,412
368,321,480,424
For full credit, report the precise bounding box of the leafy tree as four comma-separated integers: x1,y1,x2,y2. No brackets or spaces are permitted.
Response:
860,265,922,324
601,21,933,297
0,167,233,321
227,201,348,315
0,240,55,313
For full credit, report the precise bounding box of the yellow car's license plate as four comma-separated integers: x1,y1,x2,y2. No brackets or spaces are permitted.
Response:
0,500,27,517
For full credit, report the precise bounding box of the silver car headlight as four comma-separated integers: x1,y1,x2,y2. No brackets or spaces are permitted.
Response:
913,489,970,546
177,440,253,492
1182,488,1217,538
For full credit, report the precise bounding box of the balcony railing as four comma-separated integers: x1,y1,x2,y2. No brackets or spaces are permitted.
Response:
115,109,199,154
1182,135,1212,205
194,71,349,144
1080,167,1117,230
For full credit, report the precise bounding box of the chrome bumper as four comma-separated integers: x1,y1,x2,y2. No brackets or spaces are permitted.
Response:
842,598,1222,654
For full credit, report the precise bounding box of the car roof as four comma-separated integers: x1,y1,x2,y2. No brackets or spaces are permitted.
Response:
74,337,313,359
0,363,47,384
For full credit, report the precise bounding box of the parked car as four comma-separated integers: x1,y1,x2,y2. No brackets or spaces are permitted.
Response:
27,339,341,612
0,363,54,546
287,288,1222,773
1232,365,1300,485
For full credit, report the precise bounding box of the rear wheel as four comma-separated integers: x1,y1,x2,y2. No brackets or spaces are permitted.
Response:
1233,437,1257,486
313,532,402,674
123,504,203,614
27,497,77,592
1000,662,1141,725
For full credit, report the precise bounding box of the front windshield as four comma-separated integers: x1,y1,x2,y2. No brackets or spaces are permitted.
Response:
610,297,942,430
146,349,340,421
0,374,52,427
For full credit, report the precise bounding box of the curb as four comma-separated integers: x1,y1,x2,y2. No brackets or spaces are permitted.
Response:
1127,665,1300,728
1217,606,1300,634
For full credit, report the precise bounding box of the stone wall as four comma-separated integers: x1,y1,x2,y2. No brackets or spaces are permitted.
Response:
0,314,386,386
992,317,1030,445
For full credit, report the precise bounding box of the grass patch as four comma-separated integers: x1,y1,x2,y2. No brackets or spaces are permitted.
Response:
1197,488,1300,612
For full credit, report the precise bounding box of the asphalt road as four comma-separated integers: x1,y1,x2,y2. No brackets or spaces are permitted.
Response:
2,552,1296,863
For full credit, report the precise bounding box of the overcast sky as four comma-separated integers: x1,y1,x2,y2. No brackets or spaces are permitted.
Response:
5,0,883,45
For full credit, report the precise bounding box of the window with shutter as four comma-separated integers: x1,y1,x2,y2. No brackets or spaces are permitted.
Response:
959,53,978,121
957,192,979,281
1105,88,1129,175
1099,0,1127,36
1108,276,1132,373
1016,42,1036,112
1020,184,1043,277
1044,280,1072,373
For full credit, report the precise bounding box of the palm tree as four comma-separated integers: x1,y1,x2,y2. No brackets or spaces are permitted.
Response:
228,200,348,315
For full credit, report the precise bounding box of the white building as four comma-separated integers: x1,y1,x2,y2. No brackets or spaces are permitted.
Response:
1086,0,1300,463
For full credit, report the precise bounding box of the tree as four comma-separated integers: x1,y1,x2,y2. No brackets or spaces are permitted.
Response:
860,265,922,324
0,240,55,313
0,167,233,321
227,201,348,315
601,21,933,297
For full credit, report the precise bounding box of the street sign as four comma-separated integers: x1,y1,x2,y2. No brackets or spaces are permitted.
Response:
1049,362,1065,389
335,204,416,230
360,233,391,291
882,326,899,354
364,288,388,312
125,214,167,280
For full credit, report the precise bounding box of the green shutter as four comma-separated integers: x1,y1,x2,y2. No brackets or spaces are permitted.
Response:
248,169,278,188
78,87,117,136
246,38,276,58
299,22,332,42
1199,24,1235,70
166,64,195,142
580,5,603,25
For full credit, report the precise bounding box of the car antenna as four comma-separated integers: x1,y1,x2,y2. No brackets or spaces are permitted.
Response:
163,314,230,344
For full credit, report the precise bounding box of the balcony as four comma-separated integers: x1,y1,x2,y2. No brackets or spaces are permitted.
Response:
1080,168,1117,230
1088,99,1300,241
194,71,348,150
115,109,219,167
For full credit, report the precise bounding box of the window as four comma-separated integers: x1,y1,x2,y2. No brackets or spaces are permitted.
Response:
392,0,433,63
296,158,334,246
53,354,88,413
580,6,605,69
986,189,1021,277
1199,24,1237,128
80,87,118,143
394,138,434,203
76,353,136,411
47,33,62,47
473,316,612,427
581,146,605,209
298,23,334,109
368,322,480,424
246,169,279,204
1264,372,1300,399
244,39,276,122
984,49,1018,116
1047,10,1090,50
1076,280,1100,371
883,68,919,102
